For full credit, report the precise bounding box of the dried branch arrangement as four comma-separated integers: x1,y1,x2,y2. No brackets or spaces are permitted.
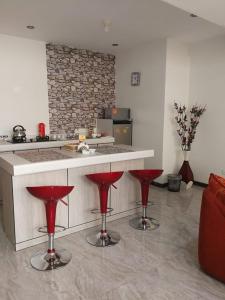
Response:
174,102,206,151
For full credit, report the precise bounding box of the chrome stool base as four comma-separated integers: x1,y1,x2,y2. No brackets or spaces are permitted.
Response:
129,216,159,231
86,230,120,247
30,249,72,271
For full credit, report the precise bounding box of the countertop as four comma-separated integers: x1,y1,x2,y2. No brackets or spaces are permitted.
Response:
0,145,154,176
0,136,114,152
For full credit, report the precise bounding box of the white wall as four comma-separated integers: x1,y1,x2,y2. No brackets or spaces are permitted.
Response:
0,34,49,137
1,33,222,184
116,36,225,185
116,39,167,168
161,0,225,28
162,36,225,184
189,35,225,183
162,39,190,182
116,39,191,181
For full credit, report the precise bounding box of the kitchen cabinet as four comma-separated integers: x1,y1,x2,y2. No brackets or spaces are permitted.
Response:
0,145,153,250
0,151,13,203
3,169,68,244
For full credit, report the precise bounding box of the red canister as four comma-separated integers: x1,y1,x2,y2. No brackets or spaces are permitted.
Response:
38,123,45,138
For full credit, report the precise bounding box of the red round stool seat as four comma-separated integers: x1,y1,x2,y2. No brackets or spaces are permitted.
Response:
26,185,74,271
129,169,163,230
86,171,123,247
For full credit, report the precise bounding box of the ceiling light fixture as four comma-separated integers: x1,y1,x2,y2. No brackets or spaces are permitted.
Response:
103,19,112,32
26,25,35,29
190,13,198,18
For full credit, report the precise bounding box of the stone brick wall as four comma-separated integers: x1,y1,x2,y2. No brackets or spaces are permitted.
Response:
46,44,115,134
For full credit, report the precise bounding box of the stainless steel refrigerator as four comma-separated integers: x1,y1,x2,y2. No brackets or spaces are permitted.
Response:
112,121,132,145
96,108,132,145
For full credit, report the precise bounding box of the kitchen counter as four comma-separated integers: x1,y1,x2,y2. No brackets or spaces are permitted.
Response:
0,136,114,152
0,145,154,251
0,145,153,176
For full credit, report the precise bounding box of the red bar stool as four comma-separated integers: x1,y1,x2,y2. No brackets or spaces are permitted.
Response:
86,171,123,247
26,185,74,271
129,169,163,230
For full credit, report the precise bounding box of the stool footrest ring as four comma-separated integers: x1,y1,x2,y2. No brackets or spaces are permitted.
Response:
38,225,66,234
91,207,113,214
135,201,154,207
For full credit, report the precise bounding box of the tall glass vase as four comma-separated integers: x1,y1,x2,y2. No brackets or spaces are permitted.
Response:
178,150,194,189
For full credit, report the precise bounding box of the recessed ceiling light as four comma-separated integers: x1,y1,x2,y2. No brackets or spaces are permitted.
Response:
112,43,119,47
26,25,35,29
190,13,198,18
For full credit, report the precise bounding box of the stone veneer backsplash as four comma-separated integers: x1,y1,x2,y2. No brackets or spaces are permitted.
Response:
46,44,115,134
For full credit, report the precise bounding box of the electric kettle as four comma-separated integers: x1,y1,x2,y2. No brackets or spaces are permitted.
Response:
12,125,26,143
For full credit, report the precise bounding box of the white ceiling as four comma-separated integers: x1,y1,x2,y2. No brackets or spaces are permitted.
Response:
161,0,225,28
0,0,224,53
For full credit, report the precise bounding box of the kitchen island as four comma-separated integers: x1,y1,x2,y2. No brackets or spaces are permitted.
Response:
0,145,154,251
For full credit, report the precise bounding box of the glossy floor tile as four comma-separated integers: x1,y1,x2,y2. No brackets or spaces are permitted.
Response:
0,185,225,300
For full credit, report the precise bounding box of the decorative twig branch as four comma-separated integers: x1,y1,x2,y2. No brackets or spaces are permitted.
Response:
174,102,206,151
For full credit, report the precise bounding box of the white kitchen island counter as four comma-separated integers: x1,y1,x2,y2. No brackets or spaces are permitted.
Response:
0,145,153,176
0,136,114,153
0,145,154,251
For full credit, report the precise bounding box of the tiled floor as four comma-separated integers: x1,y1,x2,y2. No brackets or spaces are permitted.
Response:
0,186,225,300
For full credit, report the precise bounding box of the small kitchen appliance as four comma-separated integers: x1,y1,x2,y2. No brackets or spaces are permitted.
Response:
38,123,45,138
104,107,130,121
36,122,49,142
12,125,26,143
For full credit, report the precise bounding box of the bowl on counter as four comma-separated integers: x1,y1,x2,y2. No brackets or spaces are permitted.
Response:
87,133,101,139
82,149,96,155
89,149,96,154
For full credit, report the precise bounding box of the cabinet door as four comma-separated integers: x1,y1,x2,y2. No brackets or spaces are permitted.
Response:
12,170,68,243
110,159,144,214
68,163,110,227
0,152,13,203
